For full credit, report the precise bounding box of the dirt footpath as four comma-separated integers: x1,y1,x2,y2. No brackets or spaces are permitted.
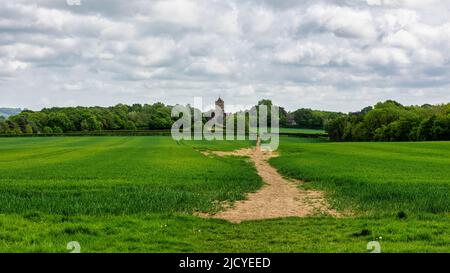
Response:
199,142,339,223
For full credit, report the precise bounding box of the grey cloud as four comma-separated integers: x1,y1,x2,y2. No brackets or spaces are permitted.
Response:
1,0,450,112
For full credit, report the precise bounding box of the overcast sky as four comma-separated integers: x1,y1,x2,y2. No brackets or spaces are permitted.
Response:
1,0,450,112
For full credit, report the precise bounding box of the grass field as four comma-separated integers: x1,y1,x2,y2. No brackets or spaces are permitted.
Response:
279,128,327,135
0,136,449,252
0,137,260,215
270,138,450,216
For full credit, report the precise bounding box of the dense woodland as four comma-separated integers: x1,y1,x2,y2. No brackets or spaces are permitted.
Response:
0,103,174,134
1,100,450,142
326,100,450,141
289,108,345,129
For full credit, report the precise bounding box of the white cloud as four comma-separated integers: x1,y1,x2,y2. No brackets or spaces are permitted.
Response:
274,42,332,66
185,57,234,76
0,59,29,74
367,47,411,67
382,29,420,49
304,4,377,40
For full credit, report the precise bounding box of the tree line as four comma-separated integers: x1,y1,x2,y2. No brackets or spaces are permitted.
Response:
326,100,450,141
3,99,449,142
0,103,174,135
251,99,344,129
0,101,279,135
288,108,345,129
1,99,339,135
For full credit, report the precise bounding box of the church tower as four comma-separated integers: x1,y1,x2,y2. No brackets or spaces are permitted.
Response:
215,97,224,113
212,97,225,126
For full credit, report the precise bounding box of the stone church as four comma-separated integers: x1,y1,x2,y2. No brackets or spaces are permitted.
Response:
215,97,224,114
211,97,225,125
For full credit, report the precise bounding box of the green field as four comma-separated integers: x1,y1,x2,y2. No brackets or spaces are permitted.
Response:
0,136,449,252
0,137,259,215
279,128,327,135
270,138,450,215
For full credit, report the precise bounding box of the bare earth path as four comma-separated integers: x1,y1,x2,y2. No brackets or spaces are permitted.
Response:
199,140,339,223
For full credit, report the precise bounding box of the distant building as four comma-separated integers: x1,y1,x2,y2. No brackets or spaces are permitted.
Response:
215,97,224,113
211,97,225,125
287,113,297,126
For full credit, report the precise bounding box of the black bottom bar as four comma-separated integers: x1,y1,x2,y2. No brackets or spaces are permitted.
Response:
0,253,447,272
